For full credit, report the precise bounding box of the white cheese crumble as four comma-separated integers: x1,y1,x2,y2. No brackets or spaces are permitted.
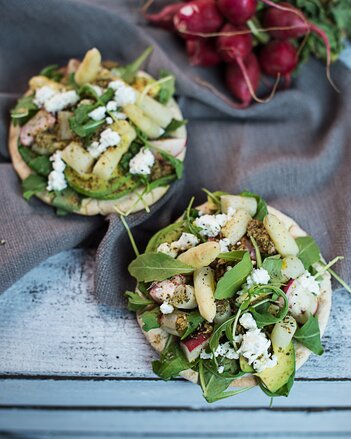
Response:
200,351,213,360
34,86,56,107
106,117,113,125
214,341,239,360
129,147,155,175
108,80,136,107
46,151,67,192
296,270,320,295
157,243,178,258
219,238,231,253
194,213,229,237
90,85,103,97
217,366,225,374
44,90,79,113
160,302,174,314
106,100,118,112
172,233,199,252
246,268,271,287
88,106,106,121
110,112,127,120
87,128,121,159
237,313,277,373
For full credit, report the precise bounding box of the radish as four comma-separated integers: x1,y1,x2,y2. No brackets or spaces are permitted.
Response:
144,2,185,31
258,40,298,81
284,279,318,324
225,53,260,107
180,332,210,362
173,0,224,40
186,39,222,67
217,0,257,25
216,23,252,63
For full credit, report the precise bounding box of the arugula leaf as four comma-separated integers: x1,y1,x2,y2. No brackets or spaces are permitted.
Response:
157,70,175,105
128,252,194,282
19,146,52,177
203,189,229,211
99,88,115,105
184,197,203,240
159,151,183,179
181,311,204,340
39,64,63,82
209,315,237,352
146,221,185,253
11,95,38,126
52,188,82,213
294,314,324,355
249,286,288,328
139,307,160,332
215,252,253,299
218,250,248,261
160,119,187,138
112,46,153,84
152,339,190,380
125,291,154,312
22,174,47,200
240,191,268,221
262,255,284,284
296,236,321,269
69,103,105,137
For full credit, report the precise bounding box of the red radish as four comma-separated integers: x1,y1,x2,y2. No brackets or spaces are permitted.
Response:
173,0,224,40
180,332,210,362
144,2,185,31
225,53,260,107
20,110,56,146
217,0,257,25
284,279,318,324
186,39,222,66
216,23,252,63
258,40,298,80
283,278,295,294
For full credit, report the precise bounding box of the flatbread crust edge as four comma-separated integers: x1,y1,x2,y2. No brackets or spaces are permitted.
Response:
9,98,186,216
136,204,332,388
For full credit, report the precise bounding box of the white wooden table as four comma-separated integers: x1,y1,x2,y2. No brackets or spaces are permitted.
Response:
0,248,350,438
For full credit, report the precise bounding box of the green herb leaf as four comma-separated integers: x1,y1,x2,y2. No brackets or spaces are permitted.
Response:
294,314,324,355
112,46,153,84
18,144,52,177
160,119,187,138
52,188,81,213
217,250,248,261
139,307,160,332
240,191,268,221
125,291,153,312
209,315,237,352
296,236,321,269
181,311,204,340
146,221,185,253
159,151,183,179
39,64,63,82
128,252,194,282
215,252,253,299
262,255,284,284
11,95,38,126
152,339,190,380
249,286,288,328
157,70,175,105
22,174,47,200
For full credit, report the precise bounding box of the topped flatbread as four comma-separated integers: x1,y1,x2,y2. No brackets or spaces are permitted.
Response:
126,190,334,402
9,47,187,216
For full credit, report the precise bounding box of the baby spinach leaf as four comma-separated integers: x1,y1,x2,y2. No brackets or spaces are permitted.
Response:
218,250,248,261
11,95,38,126
240,191,268,221
215,252,253,299
22,174,47,200
181,311,204,340
125,291,154,312
139,307,160,332
145,221,185,253
294,314,324,355
112,46,153,84
39,64,63,82
157,70,175,105
152,339,190,380
128,252,194,282
262,255,283,284
296,236,321,269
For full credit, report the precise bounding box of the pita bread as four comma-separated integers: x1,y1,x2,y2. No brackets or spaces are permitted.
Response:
9,79,186,216
136,203,332,388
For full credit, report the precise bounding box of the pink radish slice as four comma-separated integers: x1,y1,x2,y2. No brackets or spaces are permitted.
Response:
180,332,210,362
284,279,318,324
173,0,224,40
217,0,257,25
186,39,222,67
258,40,298,77
149,275,186,303
144,2,185,31
216,23,252,63
20,110,56,146
150,138,186,158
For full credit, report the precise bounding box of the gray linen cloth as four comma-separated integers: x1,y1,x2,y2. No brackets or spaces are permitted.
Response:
0,0,350,305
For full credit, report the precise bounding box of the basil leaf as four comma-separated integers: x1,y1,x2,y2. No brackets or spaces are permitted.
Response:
11,95,38,126
215,252,253,299
125,291,154,312
157,70,175,105
180,311,204,340
112,46,153,84
128,252,194,282
22,174,47,200
294,314,324,355
262,255,284,284
296,236,321,269
139,307,160,332
146,221,185,253
218,250,248,261
152,340,190,380
39,64,63,82
240,191,268,221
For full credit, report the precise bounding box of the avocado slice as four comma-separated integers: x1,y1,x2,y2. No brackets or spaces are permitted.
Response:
239,355,254,373
255,342,295,394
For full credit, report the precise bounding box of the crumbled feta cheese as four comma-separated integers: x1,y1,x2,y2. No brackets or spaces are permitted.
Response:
172,233,199,252
46,151,67,192
34,86,56,107
44,90,79,113
160,302,174,314
296,271,320,295
88,106,106,121
129,147,155,175
239,313,257,331
87,128,121,158
106,100,118,112
247,268,271,287
108,80,125,91
157,243,177,258
194,213,229,237
106,117,113,125
108,80,136,106
110,111,127,120
200,351,213,360
214,342,239,360
90,85,103,97
217,366,225,374
219,238,231,253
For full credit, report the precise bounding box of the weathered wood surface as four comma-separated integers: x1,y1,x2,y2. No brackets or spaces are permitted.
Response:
0,249,350,379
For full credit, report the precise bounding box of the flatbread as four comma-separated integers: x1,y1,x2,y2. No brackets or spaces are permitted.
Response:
9,82,187,216
137,203,332,388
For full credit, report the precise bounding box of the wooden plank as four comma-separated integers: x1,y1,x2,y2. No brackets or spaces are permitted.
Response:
2,436,348,439
0,379,350,409
0,249,350,379
0,408,350,434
